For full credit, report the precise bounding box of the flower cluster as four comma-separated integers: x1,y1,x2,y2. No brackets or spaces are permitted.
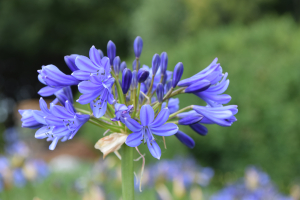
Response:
0,128,49,190
20,36,237,159
210,167,292,200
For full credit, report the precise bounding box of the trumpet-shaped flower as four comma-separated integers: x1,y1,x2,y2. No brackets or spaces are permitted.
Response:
38,65,80,97
72,46,110,81
124,105,178,159
77,73,115,118
111,103,133,123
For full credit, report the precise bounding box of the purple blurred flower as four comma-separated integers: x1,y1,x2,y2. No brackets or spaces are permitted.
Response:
162,98,179,114
64,54,80,72
152,54,161,76
172,62,184,88
121,68,132,94
133,36,143,58
125,105,178,159
107,40,116,65
175,130,195,148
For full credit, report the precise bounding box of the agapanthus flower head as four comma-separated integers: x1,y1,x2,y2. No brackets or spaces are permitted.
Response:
125,105,178,159
133,36,143,58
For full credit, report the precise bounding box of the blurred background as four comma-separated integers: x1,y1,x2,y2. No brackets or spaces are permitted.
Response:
1,0,300,199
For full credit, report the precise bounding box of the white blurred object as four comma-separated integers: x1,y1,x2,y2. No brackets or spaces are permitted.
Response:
49,155,81,173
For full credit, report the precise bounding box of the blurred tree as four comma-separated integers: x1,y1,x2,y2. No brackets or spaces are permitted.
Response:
0,0,138,101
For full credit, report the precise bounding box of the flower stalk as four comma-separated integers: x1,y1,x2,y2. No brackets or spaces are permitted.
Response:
121,144,134,200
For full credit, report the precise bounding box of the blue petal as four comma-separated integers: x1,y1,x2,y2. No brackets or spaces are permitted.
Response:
78,81,103,94
35,126,51,139
175,130,195,148
72,70,91,81
45,115,63,126
77,91,100,105
52,126,70,136
93,101,107,118
39,98,51,115
140,105,154,126
89,45,101,66
32,110,46,125
75,56,99,72
189,123,208,136
150,123,178,136
50,105,73,118
149,108,169,128
124,117,143,132
49,137,61,150
147,140,161,159
38,86,61,97
125,131,143,147
65,100,76,114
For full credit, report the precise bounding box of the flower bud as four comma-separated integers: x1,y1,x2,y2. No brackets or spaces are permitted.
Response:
113,56,121,74
172,62,184,88
122,68,132,94
107,40,116,66
156,83,164,103
131,70,137,89
94,133,127,158
64,54,79,72
98,49,104,59
185,80,211,93
178,115,203,125
120,61,127,73
133,36,143,58
162,72,167,86
175,131,195,148
152,54,161,76
137,68,149,83
189,123,208,136
132,59,140,70
166,81,172,92
160,52,168,74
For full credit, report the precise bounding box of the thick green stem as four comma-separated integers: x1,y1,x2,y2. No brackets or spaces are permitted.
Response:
121,145,134,200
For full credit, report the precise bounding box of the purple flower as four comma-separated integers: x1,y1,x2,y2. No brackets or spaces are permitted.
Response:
64,54,80,72
111,103,133,123
33,98,89,150
172,62,184,88
120,61,127,73
124,105,178,159
77,74,115,118
195,72,231,107
175,131,195,148
133,36,143,58
156,83,164,103
152,54,161,76
72,46,110,81
121,68,132,94
160,52,168,74
137,68,149,83
113,56,121,74
53,86,74,107
37,65,80,97
193,105,238,127
162,98,179,114
19,109,43,129
107,40,116,65
13,168,26,187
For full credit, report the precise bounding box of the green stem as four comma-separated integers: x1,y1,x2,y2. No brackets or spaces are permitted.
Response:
169,105,193,119
121,145,134,200
111,69,126,104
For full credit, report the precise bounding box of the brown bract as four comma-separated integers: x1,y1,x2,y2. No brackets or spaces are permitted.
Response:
94,133,127,158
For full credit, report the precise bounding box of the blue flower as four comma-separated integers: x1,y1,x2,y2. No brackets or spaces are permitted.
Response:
111,103,133,123
72,46,110,81
13,168,26,187
124,105,178,159
162,98,179,114
77,73,115,118
30,98,89,150
19,109,43,129
38,65,80,97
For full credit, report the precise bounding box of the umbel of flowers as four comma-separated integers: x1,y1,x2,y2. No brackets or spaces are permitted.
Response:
19,36,238,200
